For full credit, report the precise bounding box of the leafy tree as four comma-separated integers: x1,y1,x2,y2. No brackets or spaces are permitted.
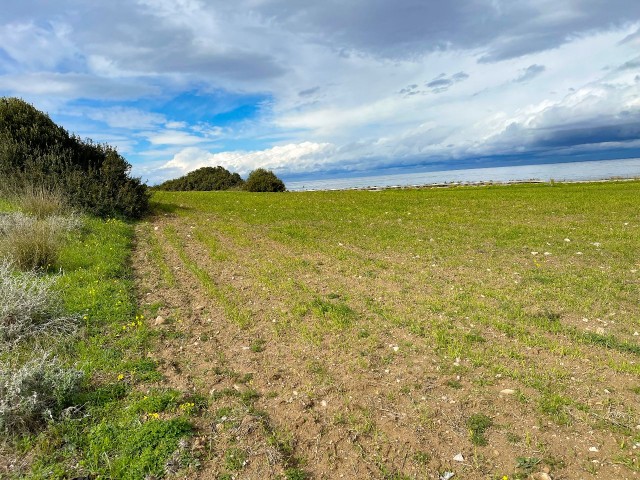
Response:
244,168,286,192
0,97,148,219
155,166,244,191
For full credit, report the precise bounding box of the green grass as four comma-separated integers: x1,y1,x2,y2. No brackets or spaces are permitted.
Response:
1,214,199,478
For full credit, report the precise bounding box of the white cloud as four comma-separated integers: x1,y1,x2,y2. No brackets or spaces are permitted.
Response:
144,129,209,146
84,107,166,129
159,142,334,177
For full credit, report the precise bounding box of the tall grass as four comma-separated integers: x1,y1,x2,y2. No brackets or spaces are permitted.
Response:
15,184,69,218
0,212,82,270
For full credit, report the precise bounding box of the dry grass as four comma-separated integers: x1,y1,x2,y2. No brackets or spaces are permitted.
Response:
14,185,69,218
0,212,82,270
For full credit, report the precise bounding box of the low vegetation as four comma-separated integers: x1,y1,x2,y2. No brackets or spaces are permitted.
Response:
0,355,84,434
0,193,205,478
0,260,78,345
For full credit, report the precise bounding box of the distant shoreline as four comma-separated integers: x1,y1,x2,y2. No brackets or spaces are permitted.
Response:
293,176,640,193
286,158,640,192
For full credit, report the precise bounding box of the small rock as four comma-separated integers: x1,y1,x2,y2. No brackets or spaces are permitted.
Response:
440,473,455,480
321,400,328,407
589,446,599,452
564,238,571,242
500,388,516,395
453,453,464,462
530,473,552,480
154,316,166,326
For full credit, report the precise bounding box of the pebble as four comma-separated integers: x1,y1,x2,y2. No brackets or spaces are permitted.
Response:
500,388,516,395
589,446,599,452
453,453,464,462
153,315,166,326
530,473,552,480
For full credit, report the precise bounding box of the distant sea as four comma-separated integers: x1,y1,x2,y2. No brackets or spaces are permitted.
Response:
286,158,640,191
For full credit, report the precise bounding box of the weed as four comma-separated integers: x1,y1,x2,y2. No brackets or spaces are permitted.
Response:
251,338,266,352
285,467,309,479
224,447,247,471
539,393,572,425
413,450,431,464
467,413,493,446
516,456,542,473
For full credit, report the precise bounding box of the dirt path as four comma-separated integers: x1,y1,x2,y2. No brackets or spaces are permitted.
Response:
132,211,639,480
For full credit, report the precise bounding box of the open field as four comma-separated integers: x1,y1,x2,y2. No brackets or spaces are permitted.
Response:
137,181,640,479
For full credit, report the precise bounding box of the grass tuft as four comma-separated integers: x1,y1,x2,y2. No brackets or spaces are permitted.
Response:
0,212,82,270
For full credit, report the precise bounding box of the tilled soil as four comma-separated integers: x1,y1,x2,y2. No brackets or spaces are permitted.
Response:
132,206,640,480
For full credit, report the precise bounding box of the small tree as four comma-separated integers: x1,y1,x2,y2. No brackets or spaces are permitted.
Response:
244,169,286,192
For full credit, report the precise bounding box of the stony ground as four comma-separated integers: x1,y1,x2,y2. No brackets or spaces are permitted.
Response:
133,183,640,479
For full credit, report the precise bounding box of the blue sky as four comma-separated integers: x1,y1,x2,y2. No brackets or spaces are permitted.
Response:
1,1,639,184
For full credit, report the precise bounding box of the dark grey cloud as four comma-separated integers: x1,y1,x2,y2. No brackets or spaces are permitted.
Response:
299,86,320,97
515,64,546,83
426,71,469,93
255,0,640,61
618,57,640,70
426,77,452,89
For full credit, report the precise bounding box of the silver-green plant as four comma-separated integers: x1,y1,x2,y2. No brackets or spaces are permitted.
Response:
0,354,84,434
0,260,78,346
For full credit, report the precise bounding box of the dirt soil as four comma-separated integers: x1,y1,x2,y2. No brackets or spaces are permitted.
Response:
132,210,640,480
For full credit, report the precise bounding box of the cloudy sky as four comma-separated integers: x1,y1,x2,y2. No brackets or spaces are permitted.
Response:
1,0,640,184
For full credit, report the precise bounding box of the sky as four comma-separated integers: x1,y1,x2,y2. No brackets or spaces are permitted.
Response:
1,0,639,185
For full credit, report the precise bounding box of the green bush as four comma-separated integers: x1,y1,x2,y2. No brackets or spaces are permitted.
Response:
0,355,84,434
244,168,286,192
156,166,245,191
0,97,149,219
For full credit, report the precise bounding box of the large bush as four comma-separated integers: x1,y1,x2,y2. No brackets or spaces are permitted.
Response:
156,166,245,191
244,168,286,192
0,97,149,219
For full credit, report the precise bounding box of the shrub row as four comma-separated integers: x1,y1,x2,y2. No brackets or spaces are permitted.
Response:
155,166,286,192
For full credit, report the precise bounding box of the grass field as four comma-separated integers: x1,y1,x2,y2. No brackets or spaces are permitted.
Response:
135,181,640,479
